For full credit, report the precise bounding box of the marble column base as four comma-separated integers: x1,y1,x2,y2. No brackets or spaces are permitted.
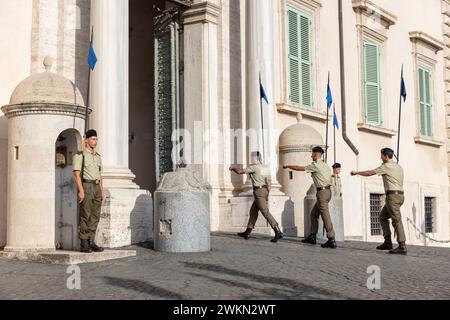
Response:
101,168,140,189
95,188,153,248
219,193,295,236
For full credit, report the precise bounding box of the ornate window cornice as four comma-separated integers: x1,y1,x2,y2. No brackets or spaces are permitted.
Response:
409,31,445,54
352,0,397,30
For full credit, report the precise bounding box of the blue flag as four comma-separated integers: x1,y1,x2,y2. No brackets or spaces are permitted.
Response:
400,73,407,103
326,78,333,109
333,111,339,130
88,41,97,71
260,79,269,104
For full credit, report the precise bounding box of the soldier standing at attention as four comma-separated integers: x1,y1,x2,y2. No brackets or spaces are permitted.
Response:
283,146,336,249
73,129,105,253
351,148,407,255
229,151,283,243
331,163,342,198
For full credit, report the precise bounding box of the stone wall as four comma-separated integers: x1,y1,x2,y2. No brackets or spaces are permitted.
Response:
31,0,90,101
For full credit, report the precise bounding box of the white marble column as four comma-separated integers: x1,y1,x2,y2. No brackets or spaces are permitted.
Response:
183,1,221,230
90,0,137,189
246,0,281,189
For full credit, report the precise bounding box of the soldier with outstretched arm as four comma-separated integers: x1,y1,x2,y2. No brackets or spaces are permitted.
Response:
229,151,283,243
350,148,407,255
283,146,337,249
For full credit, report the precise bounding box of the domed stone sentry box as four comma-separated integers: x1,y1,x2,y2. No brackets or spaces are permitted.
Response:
154,167,211,253
0,57,89,252
279,114,343,240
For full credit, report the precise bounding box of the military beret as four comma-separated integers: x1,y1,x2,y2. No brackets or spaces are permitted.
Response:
85,129,98,139
332,163,341,169
312,146,325,154
380,148,394,156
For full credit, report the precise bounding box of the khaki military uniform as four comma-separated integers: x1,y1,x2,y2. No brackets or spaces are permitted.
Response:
244,163,278,229
331,174,342,197
374,160,406,243
73,149,103,241
305,159,335,238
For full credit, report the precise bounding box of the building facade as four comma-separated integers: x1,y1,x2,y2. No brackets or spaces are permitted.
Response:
0,0,449,250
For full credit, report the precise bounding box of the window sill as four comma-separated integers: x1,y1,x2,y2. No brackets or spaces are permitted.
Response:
357,123,397,137
414,136,444,148
276,103,329,123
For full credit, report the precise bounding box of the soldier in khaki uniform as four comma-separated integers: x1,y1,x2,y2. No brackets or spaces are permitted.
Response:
229,151,283,243
73,129,105,253
284,146,336,249
351,148,407,255
331,163,342,198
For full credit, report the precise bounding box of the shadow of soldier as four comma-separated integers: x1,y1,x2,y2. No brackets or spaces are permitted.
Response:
182,261,351,300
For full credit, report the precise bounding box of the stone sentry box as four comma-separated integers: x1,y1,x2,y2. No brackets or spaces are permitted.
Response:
154,167,211,253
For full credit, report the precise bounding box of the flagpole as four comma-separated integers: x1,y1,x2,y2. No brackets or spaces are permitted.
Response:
85,27,93,134
325,71,330,163
396,65,404,163
259,73,266,159
333,102,336,165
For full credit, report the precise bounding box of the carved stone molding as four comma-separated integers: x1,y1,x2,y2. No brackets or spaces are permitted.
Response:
1,103,91,119
182,1,221,25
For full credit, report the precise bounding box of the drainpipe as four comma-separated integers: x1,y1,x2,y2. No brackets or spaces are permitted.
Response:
338,0,359,156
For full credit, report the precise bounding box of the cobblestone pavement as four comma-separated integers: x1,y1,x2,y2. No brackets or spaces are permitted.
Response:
1,233,450,300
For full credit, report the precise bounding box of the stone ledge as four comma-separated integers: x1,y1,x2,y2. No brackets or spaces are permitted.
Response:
0,249,136,265
276,103,329,123
357,123,397,137
414,136,444,148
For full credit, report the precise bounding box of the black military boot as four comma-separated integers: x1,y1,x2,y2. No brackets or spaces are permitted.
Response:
270,225,283,243
80,239,92,253
301,234,317,245
376,236,393,250
89,240,104,252
389,242,407,255
237,228,252,240
321,237,337,249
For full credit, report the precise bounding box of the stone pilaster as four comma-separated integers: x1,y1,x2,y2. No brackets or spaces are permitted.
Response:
182,1,221,230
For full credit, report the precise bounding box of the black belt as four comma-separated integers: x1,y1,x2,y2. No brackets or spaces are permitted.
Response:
83,179,100,185
386,191,404,196
253,185,268,190
317,185,331,192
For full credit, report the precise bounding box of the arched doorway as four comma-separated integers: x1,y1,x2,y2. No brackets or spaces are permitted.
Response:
55,129,82,251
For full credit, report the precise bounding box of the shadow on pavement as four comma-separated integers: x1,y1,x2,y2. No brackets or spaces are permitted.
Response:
103,276,184,299
183,261,352,300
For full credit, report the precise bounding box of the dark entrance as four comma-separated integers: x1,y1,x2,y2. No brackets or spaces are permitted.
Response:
129,0,190,192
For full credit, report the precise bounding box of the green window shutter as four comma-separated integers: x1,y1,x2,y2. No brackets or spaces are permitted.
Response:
287,7,312,109
299,13,312,108
363,42,381,125
419,67,432,137
287,9,300,105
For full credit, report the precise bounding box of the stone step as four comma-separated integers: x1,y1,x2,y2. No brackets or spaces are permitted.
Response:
0,249,136,265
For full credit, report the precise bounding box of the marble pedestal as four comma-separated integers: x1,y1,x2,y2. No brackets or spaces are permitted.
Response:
95,188,153,248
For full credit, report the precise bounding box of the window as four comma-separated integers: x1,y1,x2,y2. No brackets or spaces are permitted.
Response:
418,67,433,137
363,42,382,126
424,197,436,233
286,6,312,109
370,193,383,236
